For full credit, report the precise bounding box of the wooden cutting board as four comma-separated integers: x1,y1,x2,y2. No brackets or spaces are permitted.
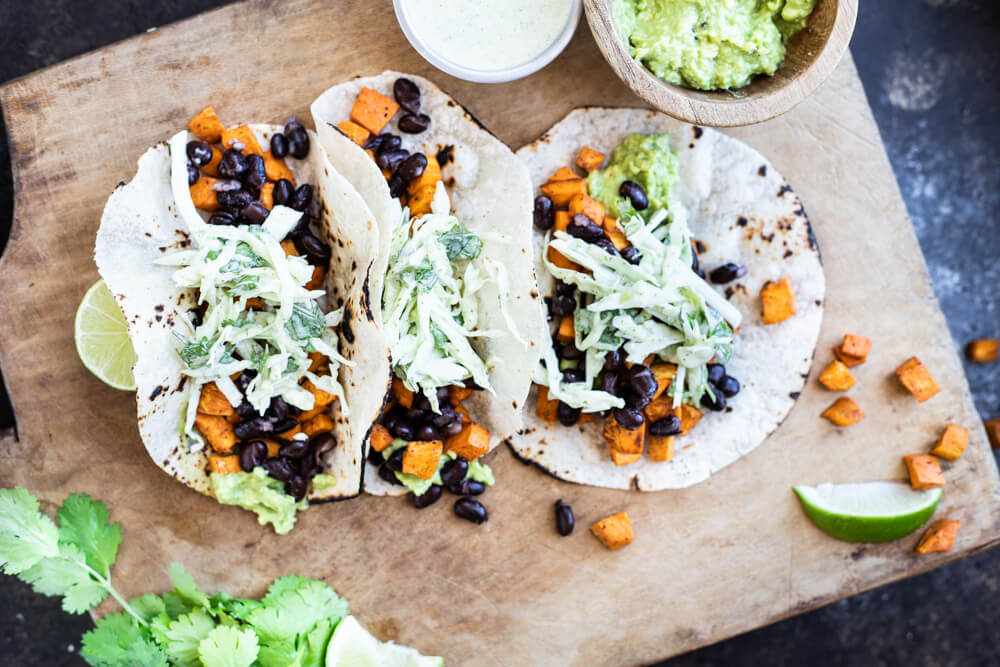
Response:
1,2,997,664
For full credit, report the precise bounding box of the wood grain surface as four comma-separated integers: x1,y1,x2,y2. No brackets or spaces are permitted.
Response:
0,2,997,664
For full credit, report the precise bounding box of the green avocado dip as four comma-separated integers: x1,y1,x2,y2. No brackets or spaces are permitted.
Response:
210,468,309,535
587,133,680,219
613,0,818,91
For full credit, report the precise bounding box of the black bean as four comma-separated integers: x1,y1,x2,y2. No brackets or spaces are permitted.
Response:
567,214,605,242
398,113,430,134
187,164,200,186
593,237,620,256
701,388,726,412
287,127,310,159
218,149,249,178
270,133,289,159
286,475,307,501
262,457,295,482
613,407,644,430
370,133,401,153
599,371,619,396
388,173,408,198
555,499,575,536
240,201,269,225
555,281,576,297
396,153,427,181
378,463,403,485
376,149,410,172
436,386,452,403
187,308,204,328
216,189,253,212
290,184,314,212
440,458,469,486
622,388,651,410
413,485,442,508
621,246,642,265
448,479,486,496
533,195,555,230
415,424,439,441
294,232,331,266
265,396,289,421
271,417,300,434
709,263,748,284
272,178,294,206
707,363,726,386
619,180,648,210
562,368,584,384
717,375,740,398
211,178,244,192
391,421,415,441
297,453,319,478
311,432,335,458
394,77,422,115
208,211,236,226
649,415,682,436
557,401,581,426
368,445,385,465
186,140,213,166
431,405,455,427
234,370,257,393
603,348,624,372
454,497,487,524
555,341,584,361
627,365,659,399
235,417,274,440
386,447,406,472
440,418,464,438
239,440,267,472
244,153,267,188
280,439,311,459
549,295,576,318
284,116,305,135
412,393,432,411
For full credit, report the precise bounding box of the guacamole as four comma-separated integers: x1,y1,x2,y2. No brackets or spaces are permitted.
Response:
210,468,308,535
614,0,818,90
587,133,680,219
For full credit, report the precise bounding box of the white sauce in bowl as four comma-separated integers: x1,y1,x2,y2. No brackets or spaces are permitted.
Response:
404,0,575,73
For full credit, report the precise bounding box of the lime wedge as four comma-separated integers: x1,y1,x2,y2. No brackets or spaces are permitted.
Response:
325,616,442,667
74,279,137,391
793,481,942,543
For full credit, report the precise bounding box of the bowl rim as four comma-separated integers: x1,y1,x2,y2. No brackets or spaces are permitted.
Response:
392,0,583,84
584,0,859,127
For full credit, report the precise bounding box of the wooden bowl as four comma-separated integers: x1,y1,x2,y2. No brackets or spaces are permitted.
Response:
584,0,858,127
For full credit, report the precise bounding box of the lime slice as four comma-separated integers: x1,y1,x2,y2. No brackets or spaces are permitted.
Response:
793,481,941,543
74,279,137,391
325,616,442,667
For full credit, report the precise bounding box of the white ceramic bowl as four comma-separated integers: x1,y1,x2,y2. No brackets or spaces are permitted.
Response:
393,0,582,84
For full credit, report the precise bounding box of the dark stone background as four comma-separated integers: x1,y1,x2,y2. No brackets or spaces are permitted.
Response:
0,1,997,664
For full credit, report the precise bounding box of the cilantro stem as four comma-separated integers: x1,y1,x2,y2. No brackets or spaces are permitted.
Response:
79,562,148,627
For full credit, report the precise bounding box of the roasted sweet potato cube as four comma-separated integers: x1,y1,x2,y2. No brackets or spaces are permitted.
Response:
303,380,338,408
198,382,235,417
188,106,224,143
392,376,414,409
547,246,580,271
760,277,797,325
568,194,605,224
896,357,940,402
647,435,675,462
208,455,241,475
445,422,490,461
454,404,471,424
337,120,370,146
536,386,560,423
195,413,238,453
281,239,298,256
818,360,855,391
190,177,221,211
264,439,282,458
966,338,999,363
449,386,473,405
407,184,437,217
350,87,400,134
369,424,393,453
408,155,442,195
915,519,960,554
546,166,579,183
262,150,296,184
302,412,334,437
306,265,326,291
259,182,275,210
903,454,945,490
576,146,605,171
578,412,596,424
590,511,633,550
276,420,302,439
202,145,223,176
221,125,262,155
603,418,645,457
602,217,629,251
308,351,330,374
245,297,264,310
402,440,443,480
609,449,640,466
650,363,677,399
540,178,588,207
553,210,571,233
986,419,1000,449
833,346,866,367
556,315,574,342
930,423,968,461
841,334,872,359
678,404,702,436
643,398,675,423
297,405,326,423
821,397,864,426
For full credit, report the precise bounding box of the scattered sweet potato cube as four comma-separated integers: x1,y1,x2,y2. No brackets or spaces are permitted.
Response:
188,105,224,143
833,346,866,367
197,382,235,417
966,338,999,363
930,423,968,461
841,334,872,359
643,398,675,422
647,435,675,462
678,404,702,436
264,439,282,458
650,363,677,399
568,194,605,224
546,166,579,183
259,182,275,210
602,217,629,251
556,315,574,342
903,454,945,490
195,413,238,453
445,422,490,461
262,150,296,184
547,246,580,271
302,413,334,437
408,185,437,217
985,418,1000,449
202,145,223,176
603,418,645,457
303,379,338,408
208,455,241,475
337,120,370,146
915,519,960,554
896,357,940,402
297,405,326,423
609,449,640,465
308,351,329,374
760,277,797,325
369,424,393,453
402,440,443,480
221,124,262,155
449,386,473,405
590,511,633,550
408,155,442,195
536,386,560,423
554,210,571,233
818,360,855,391
350,87,400,134
540,178,588,207
391,376,414,408
306,265,326,291
821,397,865,426
576,146,605,171
281,239,298,256
190,177,221,211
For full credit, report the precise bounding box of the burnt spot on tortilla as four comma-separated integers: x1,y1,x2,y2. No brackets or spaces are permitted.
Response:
336,238,345,248
149,385,165,401
144,232,152,238
688,143,695,149
361,274,374,320
725,406,733,413
341,303,355,343
778,183,793,197
737,216,749,227
154,304,165,312
850,547,868,561
529,289,539,299
758,165,767,177
815,299,822,306
512,400,518,410
155,315,163,322
692,239,708,254
351,260,357,271
116,180,127,189
724,286,735,299
761,232,775,243
336,296,344,308
692,126,703,139
783,248,793,258
804,218,822,263
436,145,455,167
789,391,801,400
444,176,457,189
176,376,187,392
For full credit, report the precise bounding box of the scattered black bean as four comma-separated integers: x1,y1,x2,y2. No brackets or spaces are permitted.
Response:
613,407,645,430
627,365,659,399
555,341,584,360
297,453,319,478
187,164,200,186
649,415,682,436
549,295,575,317
562,368,584,384
567,214,605,242
415,424,439,441
218,149,249,178
208,210,234,226
555,281,576,297
272,179,294,206
555,499,575,536
270,133,289,158
701,388,726,412
707,363,726,386
448,479,486,496
709,263,748,284
386,447,406,472
593,237,620,257
603,348,624,372
717,375,740,398
599,371,619,396
216,189,253,212
557,401,581,426
391,421,415,441
619,180,648,210
621,246,642,265
622,388,651,410
440,458,469,486
244,153,267,189
240,201,269,225
262,457,295,482
271,417,300,434
186,140,213,166
398,113,430,134
234,370,257,393
439,418,464,438
394,77,422,115
294,232,331,266
396,153,427,181
286,475,307,501
533,195,555,230
211,178,244,192
454,497,488,524
388,173,408,198
287,127,310,159
368,445,385,465
279,439,310,459
265,396,289,421
284,116,304,135
289,183,314,212
413,485,442,508
311,433,335,465
376,149,410,172
378,463,403,485
412,393,432,411
235,417,274,440
239,440,267,472
371,133,401,154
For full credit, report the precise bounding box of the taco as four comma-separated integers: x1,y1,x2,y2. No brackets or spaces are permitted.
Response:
507,108,824,490
310,73,546,508
95,108,390,533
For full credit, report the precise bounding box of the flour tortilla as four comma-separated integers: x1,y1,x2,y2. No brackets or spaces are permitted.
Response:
507,108,825,491
95,125,391,501
311,72,547,495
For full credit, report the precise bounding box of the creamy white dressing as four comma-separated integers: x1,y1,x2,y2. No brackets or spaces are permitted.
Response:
405,0,574,72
